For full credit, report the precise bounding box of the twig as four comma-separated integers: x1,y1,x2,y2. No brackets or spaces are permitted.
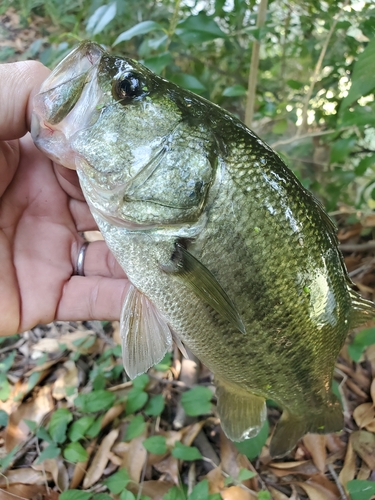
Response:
244,0,268,127
270,128,340,149
340,241,375,252
299,0,351,133
165,0,182,52
328,463,348,500
194,430,220,471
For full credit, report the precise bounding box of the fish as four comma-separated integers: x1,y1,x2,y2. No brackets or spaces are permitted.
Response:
31,41,375,457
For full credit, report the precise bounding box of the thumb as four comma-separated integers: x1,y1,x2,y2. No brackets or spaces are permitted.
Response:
0,61,50,141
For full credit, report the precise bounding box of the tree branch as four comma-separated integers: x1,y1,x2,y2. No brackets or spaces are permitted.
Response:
244,0,268,128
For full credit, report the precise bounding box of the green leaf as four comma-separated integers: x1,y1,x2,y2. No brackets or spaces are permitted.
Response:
63,442,89,463
86,2,116,35
133,374,150,390
74,390,116,413
68,416,96,442
113,21,163,46
145,394,165,416
331,380,343,407
222,84,247,97
257,492,271,500
349,327,375,362
347,480,375,500
93,495,113,500
0,373,10,402
103,468,130,494
181,386,212,416
36,427,54,444
153,352,172,371
0,410,8,427
60,491,92,500
238,468,256,482
162,485,186,500
330,137,356,164
36,443,61,464
286,79,304,90
341,37,375,109
0,351,16,372
234,419,269,460
355,154,375,176
120,491,136,500
86,416,103,438
272,119,288,135
49,408,73,444
188,480,209,500
143,53,173,75
124,414,146,441
169,74,206,94
172,442,202,461
143,435,167,455
340,105,375,128
126,388,148,415
177,13,226,44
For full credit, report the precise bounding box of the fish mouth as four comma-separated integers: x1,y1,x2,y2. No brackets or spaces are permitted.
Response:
32,42,106,169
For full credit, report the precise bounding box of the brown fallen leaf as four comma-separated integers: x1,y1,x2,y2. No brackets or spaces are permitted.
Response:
52,360,79,404
100,403,125,429
297,481,339,500
70,438,97,489
0,484,59,500
351,430,375,469
121,427,148,482
338,435,356,490
370,377,375,402
0,468,51,486
353,402,375,429
129,480,175,500
83,428,119,488
33,456,69,491
5,385,53,452
268,486,290,500
221,485,257,500
206,465,225,494
153,454,180,484
303,434,327,472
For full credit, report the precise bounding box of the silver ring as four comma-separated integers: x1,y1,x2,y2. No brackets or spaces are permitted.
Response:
75,242,89,276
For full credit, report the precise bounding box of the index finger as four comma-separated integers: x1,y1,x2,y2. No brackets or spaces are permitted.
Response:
0,61,50,140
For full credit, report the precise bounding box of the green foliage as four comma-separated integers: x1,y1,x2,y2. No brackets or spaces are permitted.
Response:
68,416,96,441
145,394,165,416
60,492,92,500
172,442,202,461
143,435,168,455
36,443,61,464
234,419,269,460
75,389,116,412
103,468,130,494
63,442,89,462
347,480,375,500
181,386,212,416
348,327,375,361
124,414,147,440
49,408,73,443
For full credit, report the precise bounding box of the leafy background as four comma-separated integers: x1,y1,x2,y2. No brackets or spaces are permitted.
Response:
0,0,375,499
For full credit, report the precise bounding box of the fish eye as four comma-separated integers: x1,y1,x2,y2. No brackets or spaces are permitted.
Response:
112,72,145,102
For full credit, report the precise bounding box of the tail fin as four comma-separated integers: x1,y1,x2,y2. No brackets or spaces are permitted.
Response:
269,399,343,458
350,289,375,329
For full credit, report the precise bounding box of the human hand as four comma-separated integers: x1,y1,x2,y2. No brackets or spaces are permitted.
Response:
0,61,128,336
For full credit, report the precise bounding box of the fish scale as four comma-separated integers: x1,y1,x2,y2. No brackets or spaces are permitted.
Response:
32,41,375,456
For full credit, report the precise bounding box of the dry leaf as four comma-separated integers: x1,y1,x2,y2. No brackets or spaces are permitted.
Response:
33,456,69,491
268,486,290,500
351,430,375,469
206,466,225,493
303,434,326,472
5,386,53,452
221,485,257,500
70,438,97,489
297,481,338,500
182,420,206,446
0,468,51,486
83,428,119,488
353,402,375,429
153,455,180,484
52,360,78,404
338,436,356,489
101,403,124,429
370,378,375,402
129,480,175,500
357,461,371,481
31,338,61,353
121,427,148,482
0,484,59,500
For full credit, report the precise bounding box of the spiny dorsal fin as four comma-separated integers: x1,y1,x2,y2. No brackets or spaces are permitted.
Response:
120,283,172,379
162,243,246,334
215,377,266,441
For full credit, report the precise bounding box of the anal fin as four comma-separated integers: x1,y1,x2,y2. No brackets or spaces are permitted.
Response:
215,378,266,441
270,398,343,458
120,283,172,379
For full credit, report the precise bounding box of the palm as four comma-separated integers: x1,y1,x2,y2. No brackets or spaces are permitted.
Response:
0,134,127,335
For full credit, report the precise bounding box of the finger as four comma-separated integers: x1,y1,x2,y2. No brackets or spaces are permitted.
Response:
69,199,98,232
73,241,127,279
56,276,129,321
54,163,86,201
0,61,50,140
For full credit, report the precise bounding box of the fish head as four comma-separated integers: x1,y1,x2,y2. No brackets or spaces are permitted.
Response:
32,41,217,229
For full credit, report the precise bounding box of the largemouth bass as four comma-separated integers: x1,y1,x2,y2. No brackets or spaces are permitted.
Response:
31,41,375,457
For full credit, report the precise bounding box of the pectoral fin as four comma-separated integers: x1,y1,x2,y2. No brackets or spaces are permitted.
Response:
120,283,172,379
162,243,245,334
215,378,266,441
